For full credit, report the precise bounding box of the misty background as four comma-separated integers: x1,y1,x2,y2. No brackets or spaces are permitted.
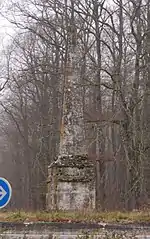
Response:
0,0,150,211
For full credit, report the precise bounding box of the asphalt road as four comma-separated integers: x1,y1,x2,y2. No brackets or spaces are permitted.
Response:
1,233,150,238
1,222,150,238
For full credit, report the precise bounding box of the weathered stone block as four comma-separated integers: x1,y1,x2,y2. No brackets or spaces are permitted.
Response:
46,154,95,210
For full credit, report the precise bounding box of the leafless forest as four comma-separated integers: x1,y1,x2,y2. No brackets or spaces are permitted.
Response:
0,0,150,211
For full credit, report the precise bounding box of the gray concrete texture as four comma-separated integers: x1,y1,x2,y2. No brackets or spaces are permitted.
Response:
1,222,150,238
1,232,150,238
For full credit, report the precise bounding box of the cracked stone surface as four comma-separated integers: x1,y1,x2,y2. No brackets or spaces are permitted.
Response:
47,154,95,210
47,27,96,211
59,51,86,156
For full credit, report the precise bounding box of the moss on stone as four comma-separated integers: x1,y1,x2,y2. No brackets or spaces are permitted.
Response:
51,154,94,168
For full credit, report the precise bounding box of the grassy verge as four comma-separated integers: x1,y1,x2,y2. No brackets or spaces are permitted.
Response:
0,210,149,223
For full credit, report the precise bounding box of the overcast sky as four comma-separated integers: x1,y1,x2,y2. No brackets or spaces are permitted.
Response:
0,0,17,51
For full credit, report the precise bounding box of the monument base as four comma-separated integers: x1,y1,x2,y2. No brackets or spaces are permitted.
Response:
46,154,96,210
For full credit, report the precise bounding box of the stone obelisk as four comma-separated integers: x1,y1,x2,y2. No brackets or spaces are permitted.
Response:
46,6,95,210
59,23,86,157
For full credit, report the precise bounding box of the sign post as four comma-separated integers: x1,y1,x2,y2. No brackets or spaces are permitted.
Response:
0,177,12,209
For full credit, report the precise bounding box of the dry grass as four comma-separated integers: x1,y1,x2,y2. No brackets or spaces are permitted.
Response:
0,210,150,223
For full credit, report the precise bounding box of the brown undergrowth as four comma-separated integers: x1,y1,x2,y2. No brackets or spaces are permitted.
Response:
0,210,149,223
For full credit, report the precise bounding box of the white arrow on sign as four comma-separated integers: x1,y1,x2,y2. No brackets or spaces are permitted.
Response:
0,186,7,200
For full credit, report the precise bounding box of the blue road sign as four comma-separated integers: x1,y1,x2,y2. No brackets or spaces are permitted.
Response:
0,177,12,209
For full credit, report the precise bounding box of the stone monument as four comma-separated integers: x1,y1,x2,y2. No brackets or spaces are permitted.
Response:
46,9,96,210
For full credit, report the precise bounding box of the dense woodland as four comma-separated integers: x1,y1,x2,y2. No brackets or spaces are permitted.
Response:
0,0,150,211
